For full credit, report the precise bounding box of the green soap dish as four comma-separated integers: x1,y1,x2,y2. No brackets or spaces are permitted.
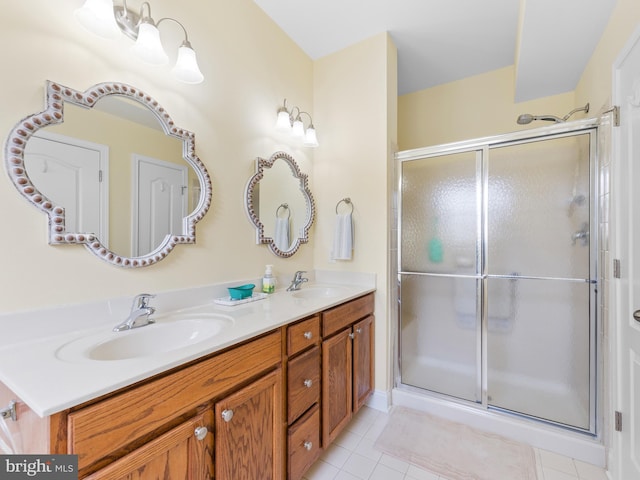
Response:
228,284,255,300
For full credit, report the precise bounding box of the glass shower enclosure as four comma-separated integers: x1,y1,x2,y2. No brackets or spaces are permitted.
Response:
397,122,598,434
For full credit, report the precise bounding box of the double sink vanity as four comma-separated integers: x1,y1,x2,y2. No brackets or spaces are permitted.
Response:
0,273,375,479
1,80,372,478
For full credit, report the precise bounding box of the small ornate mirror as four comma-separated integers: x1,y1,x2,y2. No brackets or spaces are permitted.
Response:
4,81,212,267
245,151,315,257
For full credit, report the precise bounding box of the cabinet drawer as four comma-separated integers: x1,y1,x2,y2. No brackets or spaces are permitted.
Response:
288,405,321,480
287,345,320,424
287,315,320,356
322,293,374,337
67,330,281,472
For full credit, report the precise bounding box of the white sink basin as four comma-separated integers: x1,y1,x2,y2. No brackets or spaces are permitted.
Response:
291,286,348,299
56,313,234,362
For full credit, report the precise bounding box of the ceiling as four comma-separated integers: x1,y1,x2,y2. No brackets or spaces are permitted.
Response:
253,0,617,101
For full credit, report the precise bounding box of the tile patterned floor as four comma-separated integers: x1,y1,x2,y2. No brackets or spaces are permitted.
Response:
303,406,609,480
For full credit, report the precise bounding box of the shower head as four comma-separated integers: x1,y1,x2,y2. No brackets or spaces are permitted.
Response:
516,103,590,125
517,113,562,125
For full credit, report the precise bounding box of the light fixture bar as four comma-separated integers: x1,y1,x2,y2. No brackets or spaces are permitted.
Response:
75,0,204,84
275,100,319,147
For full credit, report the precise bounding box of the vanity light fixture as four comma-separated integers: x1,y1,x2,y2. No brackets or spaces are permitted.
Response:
74,0,204,84
275,99,319,148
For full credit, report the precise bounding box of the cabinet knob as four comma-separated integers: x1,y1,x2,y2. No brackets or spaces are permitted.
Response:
303,331,313,340
349,333,355,339
194,426,208,441
355,327,362,334
304,379,313,388
303,441,313,451
221,409,234,422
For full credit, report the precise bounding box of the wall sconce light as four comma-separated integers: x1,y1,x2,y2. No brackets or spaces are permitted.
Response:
74,0,204,84
275,99,319,148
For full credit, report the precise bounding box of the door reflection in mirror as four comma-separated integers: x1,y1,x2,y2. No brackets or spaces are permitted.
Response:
23,98,196,258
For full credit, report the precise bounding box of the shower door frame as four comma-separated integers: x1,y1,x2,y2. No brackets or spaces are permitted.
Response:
395,118,601,436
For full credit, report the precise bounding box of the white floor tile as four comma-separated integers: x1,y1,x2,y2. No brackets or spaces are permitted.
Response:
370,463,406,480
321,444,352,469
353,437,382,462
363,415,389,441
542,467,580,480
539,449,579,476
342,452,377,479
379,453,410,474
573,460,608,480
404,464,440,480
333,430,363,451
304,460,340,480
334,471,361,480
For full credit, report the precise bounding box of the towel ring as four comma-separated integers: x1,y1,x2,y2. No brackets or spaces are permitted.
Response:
276,203,290,219
336,197,354,214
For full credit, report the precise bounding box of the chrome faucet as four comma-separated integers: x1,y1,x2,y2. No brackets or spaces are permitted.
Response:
287,271,309,291
571,222,589,247
113,293,156,332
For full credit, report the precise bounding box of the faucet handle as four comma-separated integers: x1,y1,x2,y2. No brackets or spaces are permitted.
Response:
294,270,307,280
133,293,155,308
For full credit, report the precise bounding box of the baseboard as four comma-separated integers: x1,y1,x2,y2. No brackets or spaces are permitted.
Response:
365,389,390,413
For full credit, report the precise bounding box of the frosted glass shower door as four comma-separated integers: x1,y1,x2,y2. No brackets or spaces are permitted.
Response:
486,135,594,431
400,150,481,402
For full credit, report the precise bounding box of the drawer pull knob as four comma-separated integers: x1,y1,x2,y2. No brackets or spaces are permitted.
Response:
304,441,313,451
221,409,234,422
194,426,208,440
303,331,313,339
304,379,313,388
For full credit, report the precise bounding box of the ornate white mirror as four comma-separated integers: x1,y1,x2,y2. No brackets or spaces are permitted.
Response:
245,151,315,257
4,81,212,267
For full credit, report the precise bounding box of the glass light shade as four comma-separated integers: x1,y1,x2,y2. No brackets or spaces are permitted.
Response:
131,22,169,65
291,118,305,139
74,0,120,39
172,45,204,84
304,126,319,147
276,110,292,132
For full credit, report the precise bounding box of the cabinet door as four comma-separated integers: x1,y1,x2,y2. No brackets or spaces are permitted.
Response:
215,369,282,480
83,411,213,480
322,328,352,447
353,315,374,413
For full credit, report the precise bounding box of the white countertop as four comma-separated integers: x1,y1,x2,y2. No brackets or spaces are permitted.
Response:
0,271,375,417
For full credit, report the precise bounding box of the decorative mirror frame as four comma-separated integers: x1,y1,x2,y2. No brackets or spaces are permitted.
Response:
245,151,315,257
4,81,212,267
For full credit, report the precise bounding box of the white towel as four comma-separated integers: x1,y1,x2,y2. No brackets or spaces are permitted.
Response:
331,213,353,260
273,217,290,251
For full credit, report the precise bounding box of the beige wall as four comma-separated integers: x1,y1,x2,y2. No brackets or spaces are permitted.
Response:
399,0,640,152
313,33,397,391
398,66,576,150
576,0,640,110
0,0,316,311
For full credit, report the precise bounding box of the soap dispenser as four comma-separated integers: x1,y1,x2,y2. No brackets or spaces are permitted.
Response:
262,265,275,294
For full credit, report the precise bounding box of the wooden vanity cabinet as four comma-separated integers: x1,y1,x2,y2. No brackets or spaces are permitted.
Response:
63,330,283,479
321,293,375,448
285,315,322,480
83,410,214,480
215,369,282,480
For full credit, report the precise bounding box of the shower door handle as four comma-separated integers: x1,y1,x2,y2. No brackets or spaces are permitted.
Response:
633,310,640,323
